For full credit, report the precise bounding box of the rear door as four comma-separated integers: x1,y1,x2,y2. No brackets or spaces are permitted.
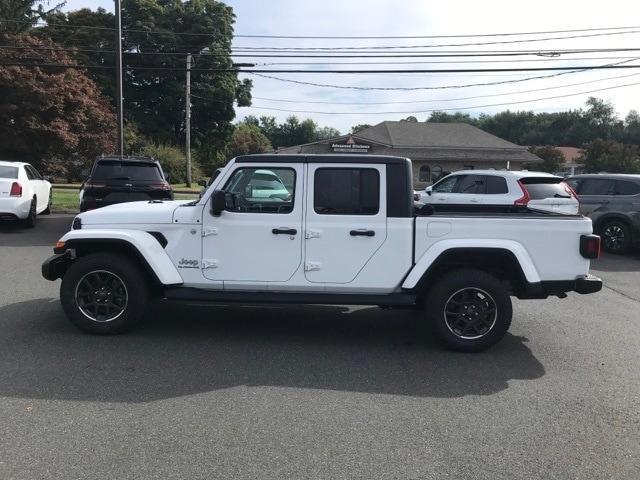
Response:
521,177,579,214
573,178,615,215
305,164,386,284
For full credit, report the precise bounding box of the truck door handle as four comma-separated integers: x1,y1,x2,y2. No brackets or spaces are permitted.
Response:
350,229,375,237
272,228,297,235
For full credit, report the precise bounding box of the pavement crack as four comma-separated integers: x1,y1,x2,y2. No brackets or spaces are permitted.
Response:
603,284,640,303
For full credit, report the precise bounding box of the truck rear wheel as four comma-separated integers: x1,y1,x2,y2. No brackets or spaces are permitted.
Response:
60,253,150,334
425,269,512,352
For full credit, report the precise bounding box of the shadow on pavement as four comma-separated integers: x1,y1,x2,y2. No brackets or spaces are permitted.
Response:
0,215,71,247
0,298,545,402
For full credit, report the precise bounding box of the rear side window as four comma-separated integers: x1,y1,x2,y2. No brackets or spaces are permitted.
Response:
484,176,509,194
615,180,640,195
314,168,379,215
578,179,614,196
521,177,572,200
0,166,18,179
92,161,163,181
24,166,36,180
454,175,485,194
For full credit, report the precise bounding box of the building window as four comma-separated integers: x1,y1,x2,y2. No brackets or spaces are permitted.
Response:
418,164,431,183
431,165,443,182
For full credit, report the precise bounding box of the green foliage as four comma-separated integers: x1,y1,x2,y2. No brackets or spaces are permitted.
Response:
579,140,640,174
226,123,272,158
0,0,63,34
240,115,341,148
41,0,250,151
527,146,565,173
350,124,371,134
139,143,202,184
427,112,478,124
0,35,116,177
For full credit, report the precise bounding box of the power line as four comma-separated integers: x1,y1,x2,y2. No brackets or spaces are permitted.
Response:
251,72,640,104
232,29,640,50
4,19,640,40
239,81,640,115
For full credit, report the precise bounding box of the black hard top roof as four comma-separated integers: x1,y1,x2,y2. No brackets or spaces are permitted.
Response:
234,154,410,165
95,155,158,164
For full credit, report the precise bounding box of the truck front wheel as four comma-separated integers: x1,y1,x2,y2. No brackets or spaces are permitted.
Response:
425,269,512,352
60,253,150,334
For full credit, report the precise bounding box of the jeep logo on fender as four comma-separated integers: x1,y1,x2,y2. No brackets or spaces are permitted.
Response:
178,258,199,269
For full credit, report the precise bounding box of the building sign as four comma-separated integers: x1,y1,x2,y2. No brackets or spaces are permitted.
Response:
331,136,371,153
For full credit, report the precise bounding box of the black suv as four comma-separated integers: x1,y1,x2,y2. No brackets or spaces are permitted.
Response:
566,174,640,254
80,156,173,212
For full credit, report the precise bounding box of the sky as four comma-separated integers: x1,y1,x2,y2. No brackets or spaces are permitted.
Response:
62,0,640,133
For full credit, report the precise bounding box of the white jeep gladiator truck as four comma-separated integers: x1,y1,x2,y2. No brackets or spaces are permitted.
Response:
42,154,603,351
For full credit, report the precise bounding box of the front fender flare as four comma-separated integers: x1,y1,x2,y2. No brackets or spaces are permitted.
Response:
59,229,183,285
402,239,541,289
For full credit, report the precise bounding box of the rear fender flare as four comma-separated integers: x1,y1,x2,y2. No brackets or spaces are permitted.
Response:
402,239,541,289
59,229,183,285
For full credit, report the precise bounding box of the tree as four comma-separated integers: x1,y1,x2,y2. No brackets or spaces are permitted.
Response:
226,123,272,158
427,111,477,124
527,146,564,173
623,110,640,145
350,124,371,134
579,140,640,174
0,36,116,178
316,126,341,140
40,0,252,159
401,116,418,122
0,0,63,34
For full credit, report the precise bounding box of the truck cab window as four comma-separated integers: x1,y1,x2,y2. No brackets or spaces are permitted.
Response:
314,168,379,215
223,167,295,213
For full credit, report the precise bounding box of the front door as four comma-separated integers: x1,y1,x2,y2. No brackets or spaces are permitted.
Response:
304,164,387,284
201,164,303,284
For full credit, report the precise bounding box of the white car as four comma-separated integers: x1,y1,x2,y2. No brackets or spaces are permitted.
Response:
0,161,52,227
418,170,579,215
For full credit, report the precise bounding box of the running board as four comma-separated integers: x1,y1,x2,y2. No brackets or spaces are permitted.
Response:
163,287,417,306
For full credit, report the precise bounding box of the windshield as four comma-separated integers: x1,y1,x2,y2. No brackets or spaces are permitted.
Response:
92,161,163,181
0,166,19,179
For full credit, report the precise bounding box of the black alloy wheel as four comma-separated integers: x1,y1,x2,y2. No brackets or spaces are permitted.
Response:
75,270,129,322
601,221,631,254
444,287,498,340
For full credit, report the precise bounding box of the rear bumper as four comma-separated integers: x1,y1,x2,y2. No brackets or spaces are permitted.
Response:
0,197,31,219
518,274,603,299
41,251,73,281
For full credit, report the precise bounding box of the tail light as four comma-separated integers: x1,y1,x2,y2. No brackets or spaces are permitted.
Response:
580,234,601,259
562,181,580,204
513,180,530,206
150,182,171,190
10,182,22,197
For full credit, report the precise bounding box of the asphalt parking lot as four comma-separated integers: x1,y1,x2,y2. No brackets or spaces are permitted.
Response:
1,215,639,480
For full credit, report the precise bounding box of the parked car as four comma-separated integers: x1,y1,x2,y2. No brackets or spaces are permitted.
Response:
0,160,52,227
79,156,173,212
417,170,579,215
566,174,640,254
42,154,602,352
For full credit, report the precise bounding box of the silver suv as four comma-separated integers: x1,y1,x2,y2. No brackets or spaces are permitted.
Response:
566,174,640,254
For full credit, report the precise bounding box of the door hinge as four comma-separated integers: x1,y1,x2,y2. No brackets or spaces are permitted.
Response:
305,230,321,239
202,227,218,237
202,259,219,269
304,262,321,272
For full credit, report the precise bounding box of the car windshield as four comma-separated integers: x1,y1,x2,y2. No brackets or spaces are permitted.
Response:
521,177,571,200
0,166,19,179
92,161,163,181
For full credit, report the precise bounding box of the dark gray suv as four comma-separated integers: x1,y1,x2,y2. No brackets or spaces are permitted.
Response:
566,174,640,254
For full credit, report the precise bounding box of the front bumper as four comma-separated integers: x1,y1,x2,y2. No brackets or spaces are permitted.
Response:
518,274,603,299
41,251,73,281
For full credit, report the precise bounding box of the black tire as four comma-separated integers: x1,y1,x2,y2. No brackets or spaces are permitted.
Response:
60,253,150,334
425,269,512,352
42,190,52,215
600,220,631,254
23,197,36,228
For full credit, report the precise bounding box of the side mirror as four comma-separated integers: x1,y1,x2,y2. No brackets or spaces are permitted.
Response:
425,186,433,196
164,173,171,182
210,189,226,216
198,179,207,187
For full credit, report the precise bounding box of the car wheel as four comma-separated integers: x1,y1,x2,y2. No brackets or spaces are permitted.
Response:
60,253,150,334
23,197,37,228
600,220,631,254
425,269,512,352
42,190,52,215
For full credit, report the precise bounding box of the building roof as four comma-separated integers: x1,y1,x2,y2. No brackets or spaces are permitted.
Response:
277,121,541,164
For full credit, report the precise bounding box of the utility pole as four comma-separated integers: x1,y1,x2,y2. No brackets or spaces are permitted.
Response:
185,53,192,187
115,0,124,156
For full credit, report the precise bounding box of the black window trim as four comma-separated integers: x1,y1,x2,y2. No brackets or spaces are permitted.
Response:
313,166,381,216
221,166,297,215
